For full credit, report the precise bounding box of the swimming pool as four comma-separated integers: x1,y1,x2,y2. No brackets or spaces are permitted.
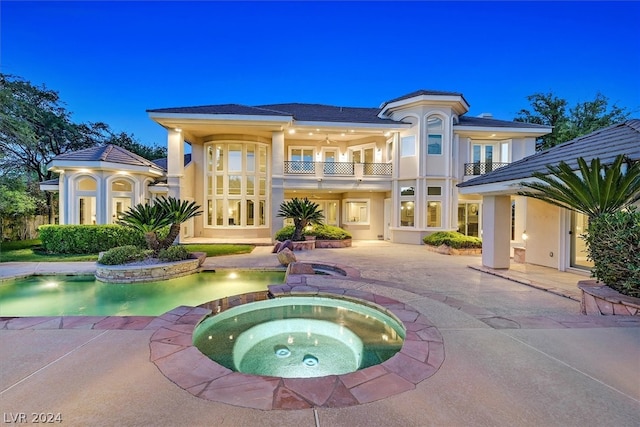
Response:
0,271,284,317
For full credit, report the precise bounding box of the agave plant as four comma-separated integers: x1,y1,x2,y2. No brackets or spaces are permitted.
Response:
154,197,203,250
117,203,172,253
518,155,640,219
277,197,324,241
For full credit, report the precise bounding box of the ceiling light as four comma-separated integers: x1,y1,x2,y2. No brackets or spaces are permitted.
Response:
288,129,296,134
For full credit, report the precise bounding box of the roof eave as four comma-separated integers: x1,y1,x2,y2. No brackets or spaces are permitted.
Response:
292,120,410,130
148,111,293,124
48,161,164,176
454,125,551,137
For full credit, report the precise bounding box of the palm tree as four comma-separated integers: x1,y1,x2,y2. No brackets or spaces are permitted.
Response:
155,197,203,250
518,155,640,219
118,203,172,253
277,197,324,241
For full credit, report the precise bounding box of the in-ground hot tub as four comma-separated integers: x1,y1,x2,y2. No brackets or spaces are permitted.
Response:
192,295,405,378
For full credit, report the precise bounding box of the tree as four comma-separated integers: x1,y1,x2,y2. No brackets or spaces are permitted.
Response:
107,131,167,160
518,155,640,219
154,197,202,250
515,92,631,150
277,198,324,241
118,197,202,254
0,181,37,240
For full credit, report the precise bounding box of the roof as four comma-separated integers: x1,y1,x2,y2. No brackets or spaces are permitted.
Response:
51,144,164,170
459,119,640,188
148,102,403,125
382,89,468,106
456,116,551,130
152,153,192,170
147,104,290,117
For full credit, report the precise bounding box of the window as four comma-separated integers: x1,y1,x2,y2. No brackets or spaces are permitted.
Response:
344,199,369,224
76,177,96,225
399,180,415,227
205,142,268,228
427,186,441,196
111,179,133,223
426,201,442,227
401,135,415,157
427,117,443,155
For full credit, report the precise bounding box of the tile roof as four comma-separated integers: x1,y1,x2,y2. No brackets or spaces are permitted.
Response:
256,103,401,124
149,102,403,125
382,89,467,106
52,144,164,170
147,104,290,116
152,153,192,170
458,119,640,188
457,116,550,129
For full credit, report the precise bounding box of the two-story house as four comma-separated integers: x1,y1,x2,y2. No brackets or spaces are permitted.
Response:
43,90,551,246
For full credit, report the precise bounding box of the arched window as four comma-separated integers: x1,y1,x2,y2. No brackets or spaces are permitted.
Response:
111,178,134,223
427,116,443,155
76,177,97,224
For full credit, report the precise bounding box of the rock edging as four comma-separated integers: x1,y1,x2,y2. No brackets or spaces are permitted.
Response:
578,280,640,316
95,252,206,284
424,244,482,256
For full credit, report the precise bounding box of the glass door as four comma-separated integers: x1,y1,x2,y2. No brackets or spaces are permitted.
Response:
570,212,594,269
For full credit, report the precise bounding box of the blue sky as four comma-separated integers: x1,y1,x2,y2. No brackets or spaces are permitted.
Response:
2,1,639,147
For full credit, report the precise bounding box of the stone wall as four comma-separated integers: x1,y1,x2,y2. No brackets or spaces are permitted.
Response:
96,252,206,284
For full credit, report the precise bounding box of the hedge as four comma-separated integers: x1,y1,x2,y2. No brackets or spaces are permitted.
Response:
38,224,146,254
584,209,639,297
423,231,482,249
275,224,352,241
98,245,152,265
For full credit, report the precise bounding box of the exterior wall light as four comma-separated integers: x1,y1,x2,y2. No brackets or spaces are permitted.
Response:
522,231,528,241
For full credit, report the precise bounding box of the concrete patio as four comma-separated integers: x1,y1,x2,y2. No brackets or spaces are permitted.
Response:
1,241,638,426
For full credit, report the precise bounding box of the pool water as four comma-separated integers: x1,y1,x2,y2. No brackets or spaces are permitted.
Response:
0,271,284,317
193,296,405,378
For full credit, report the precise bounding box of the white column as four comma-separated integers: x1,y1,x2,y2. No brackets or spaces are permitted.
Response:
481,195,511,269
271,131,285,238
95,173,107,224
167,129,184,199
58,172,67,225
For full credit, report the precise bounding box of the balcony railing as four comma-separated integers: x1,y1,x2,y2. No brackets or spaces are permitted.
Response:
284,161,392,176
464,162,509,176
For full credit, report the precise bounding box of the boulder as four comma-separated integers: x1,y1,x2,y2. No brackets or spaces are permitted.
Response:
278,239,294,252
277,247,297,266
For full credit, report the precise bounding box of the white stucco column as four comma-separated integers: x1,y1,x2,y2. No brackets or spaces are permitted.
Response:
270,131,285,238
58,172,67,225
481,195,511,269
95,174,107,224
167,129,184,199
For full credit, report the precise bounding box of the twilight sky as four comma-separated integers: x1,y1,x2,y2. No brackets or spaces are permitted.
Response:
2,1,639,147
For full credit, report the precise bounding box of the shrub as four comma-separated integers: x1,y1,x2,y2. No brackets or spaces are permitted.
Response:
304,224,352,240
584,209,640,297
39,225,146,254
423,231,482,249
275,224,351,241
158,245,191,262
275,225,296,241
99,245,152,265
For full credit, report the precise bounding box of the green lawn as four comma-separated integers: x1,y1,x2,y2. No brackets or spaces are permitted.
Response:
183,244,255,257
0,240,255,263
0,239,99,262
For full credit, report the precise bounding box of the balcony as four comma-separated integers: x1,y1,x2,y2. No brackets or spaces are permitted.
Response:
464,162,509,176
284,161,392,177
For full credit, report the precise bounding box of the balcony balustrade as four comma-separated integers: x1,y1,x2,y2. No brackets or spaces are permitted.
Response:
284,161,392,176
464,162,509,176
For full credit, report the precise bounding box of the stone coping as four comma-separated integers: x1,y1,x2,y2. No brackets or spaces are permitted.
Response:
148,271,445,410
578,280,640,316
95,252,206,284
